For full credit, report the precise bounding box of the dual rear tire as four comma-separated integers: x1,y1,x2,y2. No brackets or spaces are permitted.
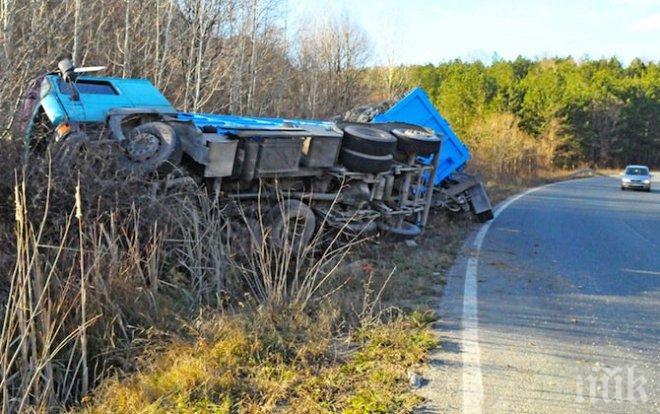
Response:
338,123,442,174
339,125,396,174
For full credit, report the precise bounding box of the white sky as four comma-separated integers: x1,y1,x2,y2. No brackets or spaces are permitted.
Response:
286,0,660,65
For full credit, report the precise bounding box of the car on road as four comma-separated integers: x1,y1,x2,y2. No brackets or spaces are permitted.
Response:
620,165,653,191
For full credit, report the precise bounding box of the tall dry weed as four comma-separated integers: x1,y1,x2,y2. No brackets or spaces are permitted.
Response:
0,150,373,411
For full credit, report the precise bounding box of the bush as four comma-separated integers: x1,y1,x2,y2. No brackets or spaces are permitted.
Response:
465,112,541,181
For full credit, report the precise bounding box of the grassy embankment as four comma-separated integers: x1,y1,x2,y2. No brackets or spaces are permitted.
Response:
0,137,591,413
82,168,594,413
0,139,441,413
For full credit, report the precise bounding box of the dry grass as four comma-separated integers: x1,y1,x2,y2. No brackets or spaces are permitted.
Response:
0,142,440,413
72,181,440,413
0,130,591,414
82,309,436,413
0,162,197,412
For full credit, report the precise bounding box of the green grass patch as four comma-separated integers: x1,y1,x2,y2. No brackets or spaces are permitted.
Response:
82,308,437,414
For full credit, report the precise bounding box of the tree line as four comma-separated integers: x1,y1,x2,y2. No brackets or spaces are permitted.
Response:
395,57,660,173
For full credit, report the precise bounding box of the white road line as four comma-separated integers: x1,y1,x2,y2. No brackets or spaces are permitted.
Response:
461,183,558,413
621,268,660,276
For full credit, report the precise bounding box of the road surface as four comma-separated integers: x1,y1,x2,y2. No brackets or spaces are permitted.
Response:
419,175,659,413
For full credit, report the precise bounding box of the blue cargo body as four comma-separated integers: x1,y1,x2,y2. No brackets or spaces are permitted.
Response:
372,87,471,185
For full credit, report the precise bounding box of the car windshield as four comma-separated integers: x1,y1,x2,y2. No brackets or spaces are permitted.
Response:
625,167,649,175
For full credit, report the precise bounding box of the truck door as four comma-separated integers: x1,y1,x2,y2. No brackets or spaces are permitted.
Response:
65,79,131,123
55,78,86,121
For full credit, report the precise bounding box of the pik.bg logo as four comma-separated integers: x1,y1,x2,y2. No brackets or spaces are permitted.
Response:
576,366,649,403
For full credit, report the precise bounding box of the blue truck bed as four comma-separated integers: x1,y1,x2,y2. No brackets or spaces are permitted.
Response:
373,87,471,186
176,112,337,135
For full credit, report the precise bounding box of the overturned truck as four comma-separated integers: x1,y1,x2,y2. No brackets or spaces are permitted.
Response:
21,59,492,247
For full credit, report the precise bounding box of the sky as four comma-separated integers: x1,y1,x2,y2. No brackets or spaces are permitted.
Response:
286,0,660,65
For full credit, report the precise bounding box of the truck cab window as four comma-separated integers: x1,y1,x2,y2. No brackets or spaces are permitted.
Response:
57,79,118,95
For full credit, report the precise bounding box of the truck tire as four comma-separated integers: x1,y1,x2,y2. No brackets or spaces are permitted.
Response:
330,219,378,236
339,148,393,174
391,128,441,156
52,131,88,169
342,125,397,156
118,121,182,175
229,217,264,257
377,221,422,241
267,200,317,252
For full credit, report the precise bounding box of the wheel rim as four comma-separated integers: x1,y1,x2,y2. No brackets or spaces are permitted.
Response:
125,132,160,162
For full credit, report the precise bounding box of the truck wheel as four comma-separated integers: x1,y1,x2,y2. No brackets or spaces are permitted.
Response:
229,217,264,258
391,128,441,156
267,200,316,252
339,148,393,174
342,125,397,156
52,131,88,169
377,221,422,241
118,121,182,175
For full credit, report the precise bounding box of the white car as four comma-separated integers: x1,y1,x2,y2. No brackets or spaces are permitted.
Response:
620,165,653,192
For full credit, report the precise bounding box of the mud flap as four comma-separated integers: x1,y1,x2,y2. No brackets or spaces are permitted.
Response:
468,182,493,222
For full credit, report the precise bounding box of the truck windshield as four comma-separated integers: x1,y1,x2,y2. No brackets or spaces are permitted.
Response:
58,79,118,95
625,167,649,175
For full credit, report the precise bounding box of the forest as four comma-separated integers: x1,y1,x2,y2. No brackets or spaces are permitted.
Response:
401,57,660,175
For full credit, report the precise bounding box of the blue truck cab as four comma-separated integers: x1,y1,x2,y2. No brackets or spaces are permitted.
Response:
22,60,240,177
25,73,176,143
36,74,175,127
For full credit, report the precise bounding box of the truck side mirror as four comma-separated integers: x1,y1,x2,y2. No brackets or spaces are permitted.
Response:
58,58,80,101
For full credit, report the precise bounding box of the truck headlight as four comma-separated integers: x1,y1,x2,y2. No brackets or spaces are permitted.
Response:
622,178,631,183
643,179,650,184
55,123,71,140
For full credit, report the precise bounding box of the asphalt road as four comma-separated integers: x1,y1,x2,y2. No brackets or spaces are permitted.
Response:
419,175,659,413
